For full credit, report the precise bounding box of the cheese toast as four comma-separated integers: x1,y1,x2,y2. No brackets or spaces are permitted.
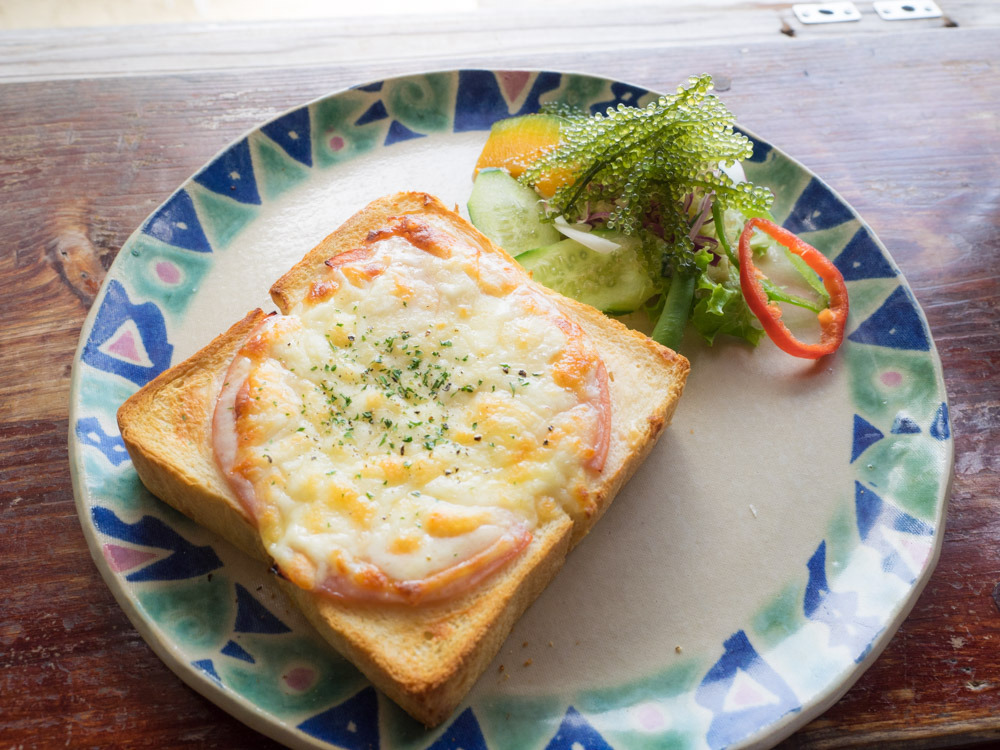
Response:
117,191,689,726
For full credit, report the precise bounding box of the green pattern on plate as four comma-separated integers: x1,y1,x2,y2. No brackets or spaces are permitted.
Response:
312,91,383,168
254,134,313,200
191,184,260,249
752,582,808,649
222,635,364,713
137,575,235,648
383,73,456,134
125,233,213,317
846,341,941,420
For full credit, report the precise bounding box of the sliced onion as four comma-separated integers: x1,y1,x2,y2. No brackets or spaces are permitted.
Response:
689,195,714,239
553,215,621,254
719,160,747,185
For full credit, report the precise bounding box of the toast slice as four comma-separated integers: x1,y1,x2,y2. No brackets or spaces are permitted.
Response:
117,192,689,726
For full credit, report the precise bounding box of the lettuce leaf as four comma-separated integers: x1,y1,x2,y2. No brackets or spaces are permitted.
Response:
690,272,764,346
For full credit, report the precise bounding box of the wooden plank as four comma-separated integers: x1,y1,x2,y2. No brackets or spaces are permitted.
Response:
2,1,998,83
1,27,998,749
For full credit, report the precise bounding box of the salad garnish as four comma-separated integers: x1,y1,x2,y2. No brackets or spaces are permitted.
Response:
470,74,848,358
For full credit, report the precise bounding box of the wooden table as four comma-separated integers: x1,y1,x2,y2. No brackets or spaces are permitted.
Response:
2,6,999,748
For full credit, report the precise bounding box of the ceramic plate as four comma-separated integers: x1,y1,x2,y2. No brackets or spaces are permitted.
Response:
69,70,953,750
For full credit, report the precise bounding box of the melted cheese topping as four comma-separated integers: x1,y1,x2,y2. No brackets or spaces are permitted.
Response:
214,216,610,604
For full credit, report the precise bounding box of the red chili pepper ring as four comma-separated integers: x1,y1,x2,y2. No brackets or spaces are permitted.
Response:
738,217,849,359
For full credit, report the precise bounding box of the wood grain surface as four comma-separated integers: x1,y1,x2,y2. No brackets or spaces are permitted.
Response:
2,0,992,84
2,22,999,750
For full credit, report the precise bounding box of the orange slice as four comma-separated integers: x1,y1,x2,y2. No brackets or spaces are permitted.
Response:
474,114,572,198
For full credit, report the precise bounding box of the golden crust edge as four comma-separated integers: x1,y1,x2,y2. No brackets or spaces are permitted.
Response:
117,308,269,561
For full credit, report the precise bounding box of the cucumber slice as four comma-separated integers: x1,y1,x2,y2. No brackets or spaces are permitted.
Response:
516,233,661,314
467,168,561,255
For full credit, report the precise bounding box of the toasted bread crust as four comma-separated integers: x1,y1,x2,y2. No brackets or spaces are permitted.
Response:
117,192,688,726
117,308,270,561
